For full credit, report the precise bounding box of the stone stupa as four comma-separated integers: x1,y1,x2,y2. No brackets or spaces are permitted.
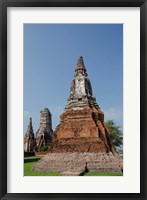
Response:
33,57,122,175
48,56,115,153
36,107,53,149
24,117,35,152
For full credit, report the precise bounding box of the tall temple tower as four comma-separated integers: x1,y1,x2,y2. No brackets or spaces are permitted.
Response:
36,107,53,149
49,56,115,153
24,117,35,152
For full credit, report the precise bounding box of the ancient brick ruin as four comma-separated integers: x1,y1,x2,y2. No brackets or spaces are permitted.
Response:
24,117,35,152
31,57,123,174
32,152,123,174
48,56,115,154
36,107,53,149
24,108,53,152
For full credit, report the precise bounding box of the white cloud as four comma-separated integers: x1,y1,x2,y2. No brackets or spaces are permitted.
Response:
104,107,123,126
24,110,31,117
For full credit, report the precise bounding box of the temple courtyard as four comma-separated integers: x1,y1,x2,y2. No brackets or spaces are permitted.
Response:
24,57,123,176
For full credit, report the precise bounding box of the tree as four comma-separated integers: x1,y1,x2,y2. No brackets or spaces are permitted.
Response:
105,120,123,147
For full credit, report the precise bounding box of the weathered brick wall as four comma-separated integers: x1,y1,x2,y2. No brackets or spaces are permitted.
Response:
48,106,114,153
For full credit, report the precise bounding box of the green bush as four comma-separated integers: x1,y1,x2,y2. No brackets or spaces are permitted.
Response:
105,120,123,147
39,146,48,152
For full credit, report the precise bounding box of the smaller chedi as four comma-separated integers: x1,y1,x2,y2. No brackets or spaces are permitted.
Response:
24,117,35,152
36,107,53,150
24,108,53,152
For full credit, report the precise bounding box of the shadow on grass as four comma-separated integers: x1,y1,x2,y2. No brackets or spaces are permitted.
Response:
24,158,41,163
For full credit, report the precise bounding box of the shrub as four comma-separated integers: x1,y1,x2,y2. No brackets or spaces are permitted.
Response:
39,145,48,152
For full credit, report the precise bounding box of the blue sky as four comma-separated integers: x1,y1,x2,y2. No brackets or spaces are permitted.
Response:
24,24,123,134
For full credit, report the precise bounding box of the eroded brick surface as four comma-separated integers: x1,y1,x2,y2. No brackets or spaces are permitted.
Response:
32,152,123,173
48,107,114,153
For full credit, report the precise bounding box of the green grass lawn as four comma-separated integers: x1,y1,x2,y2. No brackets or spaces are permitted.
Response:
24,156,123,176
83,172,123,176
24,156,60,176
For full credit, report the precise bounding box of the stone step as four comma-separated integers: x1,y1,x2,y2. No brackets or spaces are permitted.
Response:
60,168,85,176
60,165,86,176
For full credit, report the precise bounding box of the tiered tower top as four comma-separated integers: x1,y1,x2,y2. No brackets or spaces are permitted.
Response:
25,117,34,139
75,56,87,75
65,56,99,110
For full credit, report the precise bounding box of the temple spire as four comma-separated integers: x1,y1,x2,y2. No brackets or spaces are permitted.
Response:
76,56,85,69
75,56,87,76
65,56,99,110
24,117,35,152
29,117,32,127
26,117,34,136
